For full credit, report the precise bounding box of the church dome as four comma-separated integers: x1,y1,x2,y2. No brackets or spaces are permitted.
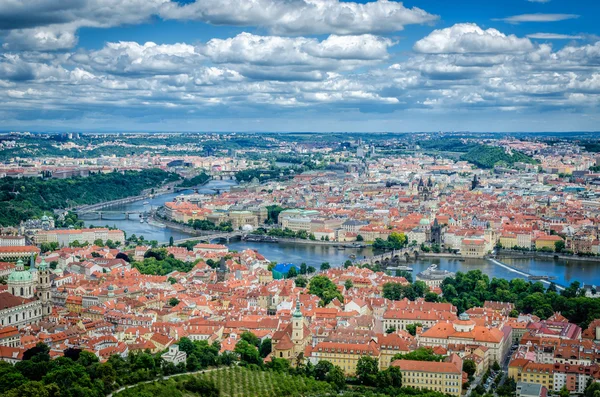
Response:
8,269,33,283
419,218,430,226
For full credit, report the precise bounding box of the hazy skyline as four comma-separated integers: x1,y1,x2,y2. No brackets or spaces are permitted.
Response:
1,0,599,132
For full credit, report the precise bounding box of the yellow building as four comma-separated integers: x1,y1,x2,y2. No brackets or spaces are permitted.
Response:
512,361,555,391
535,235,563,251
272,299,311,366
391,356,463,397
499,234,518,249
65,295,83,313
378,333,411,370
308,340,380,375
461,238,487,257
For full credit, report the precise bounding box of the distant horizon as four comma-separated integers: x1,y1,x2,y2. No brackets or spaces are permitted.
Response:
3,130,599,135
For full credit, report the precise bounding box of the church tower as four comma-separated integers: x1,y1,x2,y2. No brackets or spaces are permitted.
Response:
37,259,52,316
292,297,304,345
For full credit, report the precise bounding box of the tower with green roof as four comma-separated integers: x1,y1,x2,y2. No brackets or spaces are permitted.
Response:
37,258,52,316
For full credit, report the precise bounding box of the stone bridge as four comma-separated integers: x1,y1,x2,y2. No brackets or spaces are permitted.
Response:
162,231,245,246
353,248,421,266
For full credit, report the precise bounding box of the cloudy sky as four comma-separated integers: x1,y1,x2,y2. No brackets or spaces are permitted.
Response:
0,0,598,132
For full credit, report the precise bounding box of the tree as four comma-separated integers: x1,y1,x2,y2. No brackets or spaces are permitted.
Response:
463,359,477,380
559,386,570,397
241,331,260,347
299,263,307,274
386,326,396,334
234,340,261,365
356,234,364,241
93,238,104,247
405,323,422,336
168,297,180,306
424,292,439,302
555,240,565,253
167,277,177,284
392,347,443,362
259,338,272,358
326,365,346,390
286,266,298,278
169,236,174,247
377,366,403,388
314,360,333,381
344,260,352,269
356,356,379,386
344,279,353,290
307,266,316,274
320,262,330,271
295,276,307,288
492,361,501,371
309,275,343,306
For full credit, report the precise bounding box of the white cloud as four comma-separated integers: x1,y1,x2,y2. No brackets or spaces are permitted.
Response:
0,0,169,51
495,13,579,23
413,23,533,54
159,0,438,35
527,33,582,40
0,0,437,50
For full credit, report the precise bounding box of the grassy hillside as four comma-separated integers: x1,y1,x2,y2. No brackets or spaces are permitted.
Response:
115,366,336,397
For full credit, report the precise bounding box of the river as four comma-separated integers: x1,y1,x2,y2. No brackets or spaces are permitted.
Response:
85,180,600,287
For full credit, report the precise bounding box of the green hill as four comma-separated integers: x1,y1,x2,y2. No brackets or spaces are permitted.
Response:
460,145,538,169
115,366,336,397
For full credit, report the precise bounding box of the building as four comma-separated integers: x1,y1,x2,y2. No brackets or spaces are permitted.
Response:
461,238,487,257
272,299,311,366
383,309,457,331
308,339,380,375
517,382,548,397
162,344,187,365
0,246,40,261
0,236,26,247
535,235,563,251
416,266,456,288
417,313,511,364
0,292,43,328
34,228,125,247
391,354,463,397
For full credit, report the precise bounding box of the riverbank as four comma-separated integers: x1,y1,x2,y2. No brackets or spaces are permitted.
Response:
496,250,600,263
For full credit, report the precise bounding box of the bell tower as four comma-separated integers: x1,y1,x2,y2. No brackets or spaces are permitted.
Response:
37,259,52,316
292,297,303,344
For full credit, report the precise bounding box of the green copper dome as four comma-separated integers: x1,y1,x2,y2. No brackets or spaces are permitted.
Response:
38,258,48,271
8,269,33,283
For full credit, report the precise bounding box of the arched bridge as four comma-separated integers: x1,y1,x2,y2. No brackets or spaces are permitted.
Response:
161,231,245,246
353,248,421,266
77,211,147,220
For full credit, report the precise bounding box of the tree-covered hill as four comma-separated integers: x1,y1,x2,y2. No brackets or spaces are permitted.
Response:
460,145,538,169
0,169,180,226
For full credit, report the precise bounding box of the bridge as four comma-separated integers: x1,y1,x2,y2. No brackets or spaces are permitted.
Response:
353,248,421,266
77,211,147,220
161,231,245,246
75,195,149,214
210,170,237,181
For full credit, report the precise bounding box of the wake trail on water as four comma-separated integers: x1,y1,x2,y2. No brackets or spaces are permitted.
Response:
487,258,565,290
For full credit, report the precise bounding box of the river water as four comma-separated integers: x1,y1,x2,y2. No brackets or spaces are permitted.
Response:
85,180,600,287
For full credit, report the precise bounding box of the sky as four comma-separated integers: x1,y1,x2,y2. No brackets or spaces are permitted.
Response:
0,0,599,132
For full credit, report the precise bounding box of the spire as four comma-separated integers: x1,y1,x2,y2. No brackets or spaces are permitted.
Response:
39,258,48,271
16,259,24,271
30,253,35,268
293,297,302,318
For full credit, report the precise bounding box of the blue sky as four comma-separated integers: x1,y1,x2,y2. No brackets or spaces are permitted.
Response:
0,0,598,132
